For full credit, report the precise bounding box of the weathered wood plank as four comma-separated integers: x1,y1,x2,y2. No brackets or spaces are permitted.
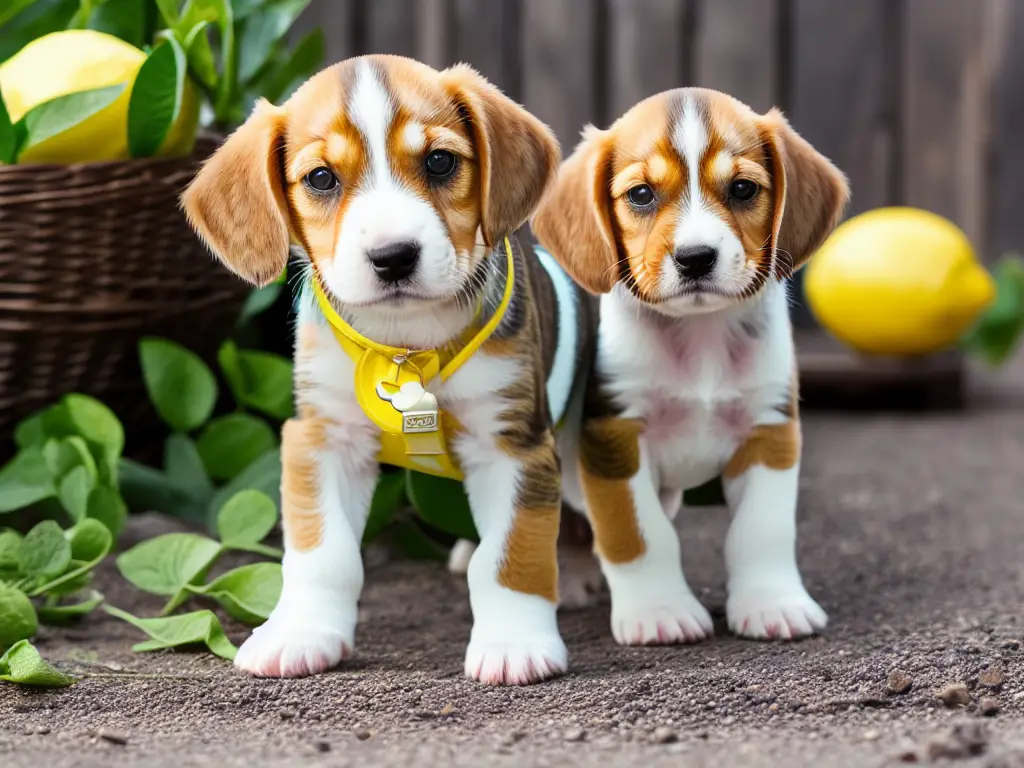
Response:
986,0,1023,261
451,0,514,91
693,0,777,113
790,0,893,218
293,0,359,65
607,0,689,120
903,0,991,250
521,0,599,151
366,0,418,57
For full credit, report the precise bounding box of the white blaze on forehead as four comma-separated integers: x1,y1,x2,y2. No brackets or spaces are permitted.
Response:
348,61,395,185
674,94,709,214
402,122,426,153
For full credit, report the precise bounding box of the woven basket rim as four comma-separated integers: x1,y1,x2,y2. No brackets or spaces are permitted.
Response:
0,131,223,175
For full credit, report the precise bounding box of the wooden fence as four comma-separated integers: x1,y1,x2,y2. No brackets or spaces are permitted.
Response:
296,0,1023,263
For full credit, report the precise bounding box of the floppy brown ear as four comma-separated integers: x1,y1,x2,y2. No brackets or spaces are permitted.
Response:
531,127,618,294
439,64,560,247
181,99,291,287
760,109,850,277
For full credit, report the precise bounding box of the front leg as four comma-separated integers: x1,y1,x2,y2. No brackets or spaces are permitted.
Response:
722,412,827,640
234,415,378,677
580,417,713,645
460,428,567,685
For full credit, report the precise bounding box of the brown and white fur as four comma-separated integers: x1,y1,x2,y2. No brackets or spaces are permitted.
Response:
532,88,850,645
181,55,589,684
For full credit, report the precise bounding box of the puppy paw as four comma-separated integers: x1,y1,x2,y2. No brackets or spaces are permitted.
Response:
234,607,354,678
727,585,827,640
464,633,568,686
611,593,713,645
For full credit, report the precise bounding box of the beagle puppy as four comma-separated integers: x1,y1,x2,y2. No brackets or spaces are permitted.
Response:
532,87,850,645
183,55,593,685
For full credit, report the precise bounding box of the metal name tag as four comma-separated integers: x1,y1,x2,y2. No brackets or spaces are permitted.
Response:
402,410,439,433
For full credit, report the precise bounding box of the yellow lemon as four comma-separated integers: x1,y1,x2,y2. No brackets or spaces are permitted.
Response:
0,30,197,164
805,207,996,357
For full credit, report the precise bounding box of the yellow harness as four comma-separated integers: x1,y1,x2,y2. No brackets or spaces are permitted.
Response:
311,238,516,481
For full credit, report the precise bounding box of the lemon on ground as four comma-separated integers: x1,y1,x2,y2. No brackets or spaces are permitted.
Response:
805,207,996,357
0,29,197,164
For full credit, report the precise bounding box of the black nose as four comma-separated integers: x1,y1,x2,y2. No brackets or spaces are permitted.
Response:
367,241,420,282
673,245,717,280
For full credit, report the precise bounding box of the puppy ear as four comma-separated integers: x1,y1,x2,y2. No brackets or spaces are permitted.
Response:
532,127,618,294
181,99,291,287
760,109,850,277
439,64,560,247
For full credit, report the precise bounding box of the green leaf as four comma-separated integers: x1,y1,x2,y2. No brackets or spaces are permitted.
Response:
197,414,277,481
128,36,187,158
63,394,124,482
363,471,406,544
43,572,93,598
0,449,56,513
19,521,71,580
84,485,128,538
207,448,281,524
186,562,281,625
0,0,78,64
116,532,222,614
103,606,237,660
13,411,48,450
140,337,219,432
153,0,180,25
0,640,74,687
0,531,22,571
28,519,111,598
405,471,478,541
87,0,150,47
16,84,126,159
37,589,104,624
962,255,1024,367
392,518,449,562
67,518,113,563
118,458,208,523
43,436,99,482
258,27,324,104
237,283,283,326
218,339,247,407
0,0,38,28
216,489,277,551
238,0,311,84
165,434,215,498
0,583,38,650
236,350,293,420
58,466,94,522
0,89,16,163
182,20,217,89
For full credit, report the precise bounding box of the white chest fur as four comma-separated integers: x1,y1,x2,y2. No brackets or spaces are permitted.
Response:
597,282,795,491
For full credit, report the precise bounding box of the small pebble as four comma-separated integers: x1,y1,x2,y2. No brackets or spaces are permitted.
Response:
863,730,881,741
35,726,51,735
98,729,129,746
652,727,677,744
936,683,971,707
1000,639,1020,650
279,708,298,720
501,730,526,747
887,670,913,695
979,697,1000,717
979,666,1004,689
354,729,372,741
563,728,585,743
314,740,331,753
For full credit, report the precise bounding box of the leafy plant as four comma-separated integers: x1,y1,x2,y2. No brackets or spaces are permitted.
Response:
0,394,128,535
0,639,76,687
0,518,113,651
103,605,237,660
962,253,1024,366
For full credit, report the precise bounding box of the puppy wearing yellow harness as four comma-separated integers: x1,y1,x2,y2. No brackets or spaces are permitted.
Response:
182,54,594,685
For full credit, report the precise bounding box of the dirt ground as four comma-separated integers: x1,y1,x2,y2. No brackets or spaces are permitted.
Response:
3,358,1024,767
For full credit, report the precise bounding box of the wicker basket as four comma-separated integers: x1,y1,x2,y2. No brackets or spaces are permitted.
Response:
0,134,250,461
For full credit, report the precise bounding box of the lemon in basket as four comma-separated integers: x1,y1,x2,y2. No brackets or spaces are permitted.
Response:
0,30,197,164
804,207,996,357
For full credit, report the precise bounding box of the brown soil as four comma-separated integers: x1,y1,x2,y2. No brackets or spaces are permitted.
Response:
3,359,1024,767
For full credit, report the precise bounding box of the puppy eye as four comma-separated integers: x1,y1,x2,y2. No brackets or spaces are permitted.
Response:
627,184,655,208
425,149,457,178
305,167,338,192
729,179,758,202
